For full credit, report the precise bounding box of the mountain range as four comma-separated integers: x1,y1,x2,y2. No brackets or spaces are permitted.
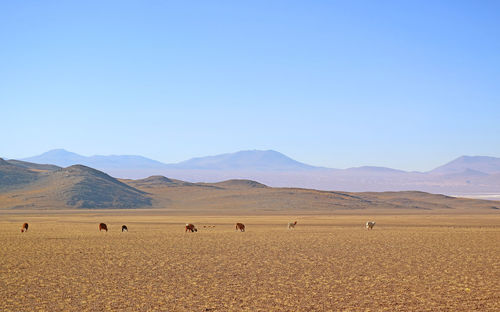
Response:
12,149,500,198
1,157,498,211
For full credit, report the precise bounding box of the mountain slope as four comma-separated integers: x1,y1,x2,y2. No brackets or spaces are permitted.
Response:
430,156,500,175
171,150,320,171
22,149,88,167
6,159,61,172
344,166,407,174
212,179,268,189
0,158,41,191
124,175,196,188
42,165,152,208
0,161,152,209
123,179,499,214
22,149,167,170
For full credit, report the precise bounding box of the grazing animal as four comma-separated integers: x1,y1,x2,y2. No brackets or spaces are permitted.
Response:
235,223,245,232
21,223,29,233
185,224,197,232
122,225,128,232
99,223,108,232
366,221,376,230
288,221,297,230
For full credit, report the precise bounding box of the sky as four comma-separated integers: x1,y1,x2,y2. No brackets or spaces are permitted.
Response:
1,0,499,171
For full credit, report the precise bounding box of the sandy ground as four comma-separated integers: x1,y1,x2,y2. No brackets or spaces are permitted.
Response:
0,213,499,311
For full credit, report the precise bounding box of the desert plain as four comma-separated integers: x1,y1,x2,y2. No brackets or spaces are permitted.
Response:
1,211,499,311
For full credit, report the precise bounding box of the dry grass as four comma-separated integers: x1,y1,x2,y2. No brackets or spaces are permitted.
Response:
0,213,499,311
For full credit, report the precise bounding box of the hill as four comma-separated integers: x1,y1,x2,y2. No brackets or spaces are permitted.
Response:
123,175,195,188
39,165,152,208
211,179,268,189
120,176,500,214
0,161,152,209
121,178,499,214
5,159,61,172
0,158,41,191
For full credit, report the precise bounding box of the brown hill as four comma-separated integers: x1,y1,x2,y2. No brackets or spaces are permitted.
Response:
211,179,268,189
5,159,61,172
0,158,41,191
124,175,196,188
121,178,499,214
0,162,151,209
1,160,498,213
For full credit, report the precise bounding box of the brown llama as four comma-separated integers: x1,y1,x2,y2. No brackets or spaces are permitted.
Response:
235,223,245,232
99,223,108,232
185,224,197,232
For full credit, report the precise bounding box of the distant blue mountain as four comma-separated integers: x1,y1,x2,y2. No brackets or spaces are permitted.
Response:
21,149,322,171
12,149,500,195
23,149,86,167
429,156,500,175
171,150,321,171
344,166,407,174
22,149,168,169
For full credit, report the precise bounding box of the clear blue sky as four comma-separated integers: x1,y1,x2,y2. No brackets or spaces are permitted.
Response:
1,1,499,171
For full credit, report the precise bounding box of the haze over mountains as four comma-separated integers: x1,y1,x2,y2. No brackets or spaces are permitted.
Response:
1,157,499,211
22,149,319,171
22,149,166,169
15,149,500,197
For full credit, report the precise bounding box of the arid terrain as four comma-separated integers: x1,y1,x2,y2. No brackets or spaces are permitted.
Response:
1,159,500,310
1,212,499,311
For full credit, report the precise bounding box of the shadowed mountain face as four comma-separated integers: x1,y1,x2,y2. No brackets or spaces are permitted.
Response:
5,159,61,172
0,158,41,191
0,160,152,209
44,165,152,208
